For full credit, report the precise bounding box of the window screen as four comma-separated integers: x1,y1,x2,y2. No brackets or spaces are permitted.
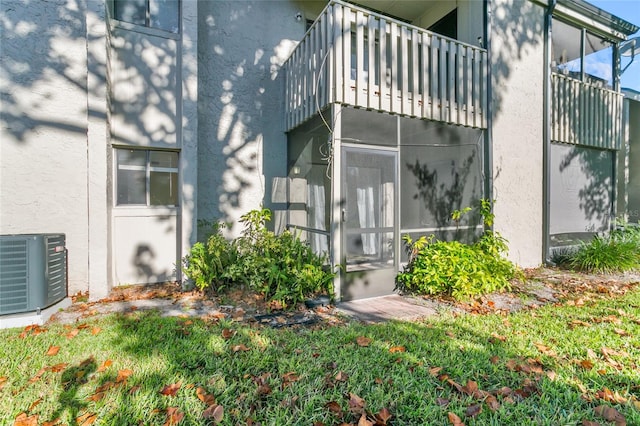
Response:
116,149,179,206
399,118,484,234
114,0,179,33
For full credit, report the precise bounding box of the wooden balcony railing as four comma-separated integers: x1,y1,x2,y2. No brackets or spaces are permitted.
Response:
551,73,623,149
284,0,488,131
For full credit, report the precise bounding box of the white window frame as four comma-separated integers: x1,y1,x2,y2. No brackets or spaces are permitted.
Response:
115,148,179,207
111,0,181,35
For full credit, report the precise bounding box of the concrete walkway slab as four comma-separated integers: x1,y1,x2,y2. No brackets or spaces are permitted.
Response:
336,294,439,323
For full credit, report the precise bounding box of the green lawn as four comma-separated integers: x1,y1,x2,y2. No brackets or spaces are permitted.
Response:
1,289,639,425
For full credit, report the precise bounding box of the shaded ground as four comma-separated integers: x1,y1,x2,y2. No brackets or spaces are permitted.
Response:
49,267,640,326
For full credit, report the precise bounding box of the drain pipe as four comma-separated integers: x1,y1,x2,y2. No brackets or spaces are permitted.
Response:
542,0,557,264
484,0,494,222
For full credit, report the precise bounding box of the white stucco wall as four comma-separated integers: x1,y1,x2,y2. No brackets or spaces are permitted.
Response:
197,1,307,237
1,0,91,294
110,29,178,148
490,0,546,267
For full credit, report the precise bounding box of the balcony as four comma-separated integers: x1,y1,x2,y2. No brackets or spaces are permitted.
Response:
284,0,488,132
551,72,623,149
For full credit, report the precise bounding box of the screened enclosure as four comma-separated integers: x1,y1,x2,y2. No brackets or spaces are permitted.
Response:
286,106,485,300
549,143,614,249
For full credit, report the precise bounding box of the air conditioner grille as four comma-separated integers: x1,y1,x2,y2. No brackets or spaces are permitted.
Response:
46,236,66,305
0,239,29,313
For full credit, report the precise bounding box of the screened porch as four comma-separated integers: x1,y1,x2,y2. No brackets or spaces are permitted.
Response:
284,107,485,301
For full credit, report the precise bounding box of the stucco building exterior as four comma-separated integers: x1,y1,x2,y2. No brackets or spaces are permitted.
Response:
1,0,638,302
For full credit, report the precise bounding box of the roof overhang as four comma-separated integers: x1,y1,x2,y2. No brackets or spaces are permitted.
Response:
531,0,639,41
622,88,640,102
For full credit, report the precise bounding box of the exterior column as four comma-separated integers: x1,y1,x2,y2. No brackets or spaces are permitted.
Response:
179,0,199,285
86,0,111,301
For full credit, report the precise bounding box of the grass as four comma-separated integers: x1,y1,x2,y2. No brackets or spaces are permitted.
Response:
1,290,639,425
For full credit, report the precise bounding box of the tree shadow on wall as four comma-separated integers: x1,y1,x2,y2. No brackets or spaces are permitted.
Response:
556,145,613,234
405,148,481,242
197,1,301,237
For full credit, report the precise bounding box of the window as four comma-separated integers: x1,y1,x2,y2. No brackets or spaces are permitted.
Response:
552,19,614,87
113,0,180,33
116,149,179,206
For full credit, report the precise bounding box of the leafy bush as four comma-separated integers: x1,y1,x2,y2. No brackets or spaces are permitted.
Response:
551,222,640,274
181,223,237,292
395,200,516,300
569,234,639,274
182,208,334,308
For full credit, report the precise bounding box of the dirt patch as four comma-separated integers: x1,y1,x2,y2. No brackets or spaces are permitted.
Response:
54,267,640,325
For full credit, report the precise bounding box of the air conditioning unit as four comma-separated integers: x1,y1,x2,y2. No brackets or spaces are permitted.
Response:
0,234,67,315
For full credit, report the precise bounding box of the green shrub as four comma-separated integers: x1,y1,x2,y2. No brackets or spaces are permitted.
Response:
182,208,334,308
181,223,237,291
395,200,516,300
569,233,639,273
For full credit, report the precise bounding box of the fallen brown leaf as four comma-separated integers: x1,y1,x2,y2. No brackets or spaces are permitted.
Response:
196,387,216,405
447,379,464,394
160,382,181,396
97,359,112,372
87,391,105,402
436,397,450,406
46,346,60,356
76,412,97,426
569,320,591,328
447,411,465,426
335,371,349,382
14,412,38,426
116,369,133,383
595,388,627,404
347,392,366,415
594,405,625,424
164,407,184,426
27,398,41,412
579,359,594,370
232,344,250,352
222,329,236,340
485,395,500,411
465,404,482,418
325,401,343,418
389,346,405,353
461,380,478,396
356,336,371,347
534,342,557,357
202,404,224,423
357,414,373,426
375,407,392,424
429,366,443,376
490,332,507,342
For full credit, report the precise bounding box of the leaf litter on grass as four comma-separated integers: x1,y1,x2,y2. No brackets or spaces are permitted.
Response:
3,269,640,425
